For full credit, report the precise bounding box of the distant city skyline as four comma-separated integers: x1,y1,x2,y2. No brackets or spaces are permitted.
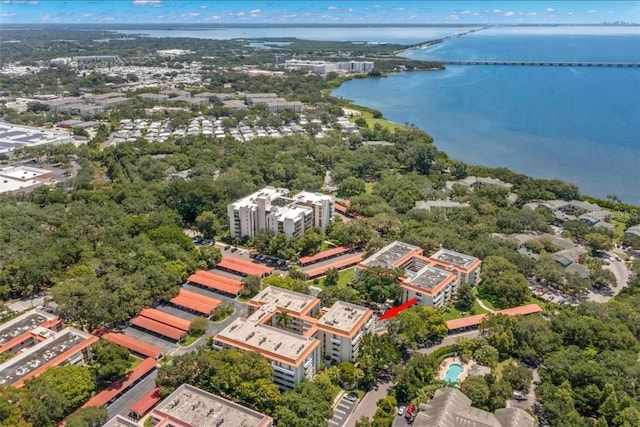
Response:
1,1,638,25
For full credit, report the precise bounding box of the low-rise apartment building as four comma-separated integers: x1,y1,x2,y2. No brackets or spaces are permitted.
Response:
228,186,334,239
357,241,482,307
147,383,273,427
212,286,373,389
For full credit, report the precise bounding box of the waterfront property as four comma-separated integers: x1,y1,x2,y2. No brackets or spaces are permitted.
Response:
227,186,334,239
357,241,482,308
212,286,373,389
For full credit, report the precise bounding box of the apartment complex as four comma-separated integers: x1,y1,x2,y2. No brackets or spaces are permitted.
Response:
147,383,273,427
284,60,375,74
358,241,482,308
227,186,334,239
244,93,303,113
212,286,373,389
0,308,98,387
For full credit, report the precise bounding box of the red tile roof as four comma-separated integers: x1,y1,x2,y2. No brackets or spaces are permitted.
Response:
299,246,354,266
304,254,364,278
188,271,243,296
82,358,157,409
101,333,163,359
217,257,274,276
130,316,186,341
129,387,161,418
139,308,191,332
170,289,220,315
446,304,543,331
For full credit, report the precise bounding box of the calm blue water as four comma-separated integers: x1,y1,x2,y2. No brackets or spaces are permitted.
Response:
444,363,464,383
334,31,640,203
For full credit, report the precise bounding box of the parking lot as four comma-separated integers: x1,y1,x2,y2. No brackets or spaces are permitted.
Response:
122,326,178,354
329,394,359,427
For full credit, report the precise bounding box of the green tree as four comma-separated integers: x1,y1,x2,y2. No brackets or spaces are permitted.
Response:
190,316,209,335
324,268,340,287
386,306,447,350
461,376,490,409
195,211,220,239
242,275,262,297
276,311,293,329
456,284,475,312
65,407,108,427
338,176,367,198
90,340,131,384
502,362,533,392
357,334,400,386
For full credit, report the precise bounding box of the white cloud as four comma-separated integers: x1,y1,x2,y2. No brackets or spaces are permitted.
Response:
236,12,245,16
81,13,93,18
328,6,337,10
504,11,514,16
568,12,573,16
133,0,161,4
460,10,472,15
448,14,459,20
211,15,220,19
588,10,597,14
0,12,17,17
546,8,554,13
393,7,405,11
250,9,261,14
493,9,502,13
100,17,115,21
527,12,537,16
201,5,207,9
187,12,200,17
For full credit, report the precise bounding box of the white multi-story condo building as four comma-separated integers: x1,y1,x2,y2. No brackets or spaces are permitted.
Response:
227,186,334,239
212,286,373,389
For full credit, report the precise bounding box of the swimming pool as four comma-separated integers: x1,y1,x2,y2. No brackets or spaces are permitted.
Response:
444,363,464,384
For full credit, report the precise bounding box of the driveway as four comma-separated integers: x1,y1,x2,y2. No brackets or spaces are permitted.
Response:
123,327,179,353
587,254,629,303
106,369,158,419
329,394,358,427
507,368,539,411
344,380,394,427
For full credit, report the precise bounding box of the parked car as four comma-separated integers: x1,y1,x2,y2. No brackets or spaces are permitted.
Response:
513,391,527,401
344,393,358,402
397,406,406,416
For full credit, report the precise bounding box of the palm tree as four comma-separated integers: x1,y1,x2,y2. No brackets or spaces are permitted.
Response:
275,311,292,329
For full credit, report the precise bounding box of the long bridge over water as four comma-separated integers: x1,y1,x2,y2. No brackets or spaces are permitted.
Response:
438,60,640,68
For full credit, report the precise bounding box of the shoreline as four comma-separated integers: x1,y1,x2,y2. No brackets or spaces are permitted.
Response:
328,73,640,210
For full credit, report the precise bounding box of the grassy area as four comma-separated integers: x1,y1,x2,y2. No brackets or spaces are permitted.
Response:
474,288,499,311
337,268,355,287
211,306,235,322
180,332,204,347
127,355,143,371
364,182,375,195
238,294,252,302
159,355,173,366
612,219,626,241
347,105,403,131
495,358,516,381
443,300,488,321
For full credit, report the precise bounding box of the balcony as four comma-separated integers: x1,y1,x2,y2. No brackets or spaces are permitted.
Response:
272,363,295,376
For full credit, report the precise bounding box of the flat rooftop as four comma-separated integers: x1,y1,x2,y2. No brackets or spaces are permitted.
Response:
0,327,92,386
231,186,290,209
0,165,51,181
317,301,371,336
0,309,57,346
430,249,478,269
405,265,456,292
360,241,421,269
271,204,312,220
250,285,318,314
293,191,333,204
152,383,273,427
102,415,138,427
216,318,318,364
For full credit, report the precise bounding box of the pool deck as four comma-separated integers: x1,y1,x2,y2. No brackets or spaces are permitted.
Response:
438,356,476,384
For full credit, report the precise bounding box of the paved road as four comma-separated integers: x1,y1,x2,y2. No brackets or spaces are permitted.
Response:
587,253,629,303
345,330,480,427
107,369,158,419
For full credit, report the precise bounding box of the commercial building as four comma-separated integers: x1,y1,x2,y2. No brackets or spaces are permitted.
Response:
413,387,534,427
0,323,98,387
227,186,334,239
212,286,373,388
0,165,55,195
148,383,273,427
0,122,74,155
358,241,482,307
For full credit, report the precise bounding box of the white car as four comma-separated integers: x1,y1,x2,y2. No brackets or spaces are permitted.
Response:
397,406,406,416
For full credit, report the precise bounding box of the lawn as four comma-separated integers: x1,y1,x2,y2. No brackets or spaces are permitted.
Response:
347,105,403,131
494,358,516,381
127,355,143,371
474,288,499,311
443,300,488,321
310,267,355,290
180,332,204,347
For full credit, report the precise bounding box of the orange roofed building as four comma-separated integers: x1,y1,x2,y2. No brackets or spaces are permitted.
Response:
212,285,373,389
357,241,482,308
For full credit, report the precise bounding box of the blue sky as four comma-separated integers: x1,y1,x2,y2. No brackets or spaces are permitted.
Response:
1,1,638,24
